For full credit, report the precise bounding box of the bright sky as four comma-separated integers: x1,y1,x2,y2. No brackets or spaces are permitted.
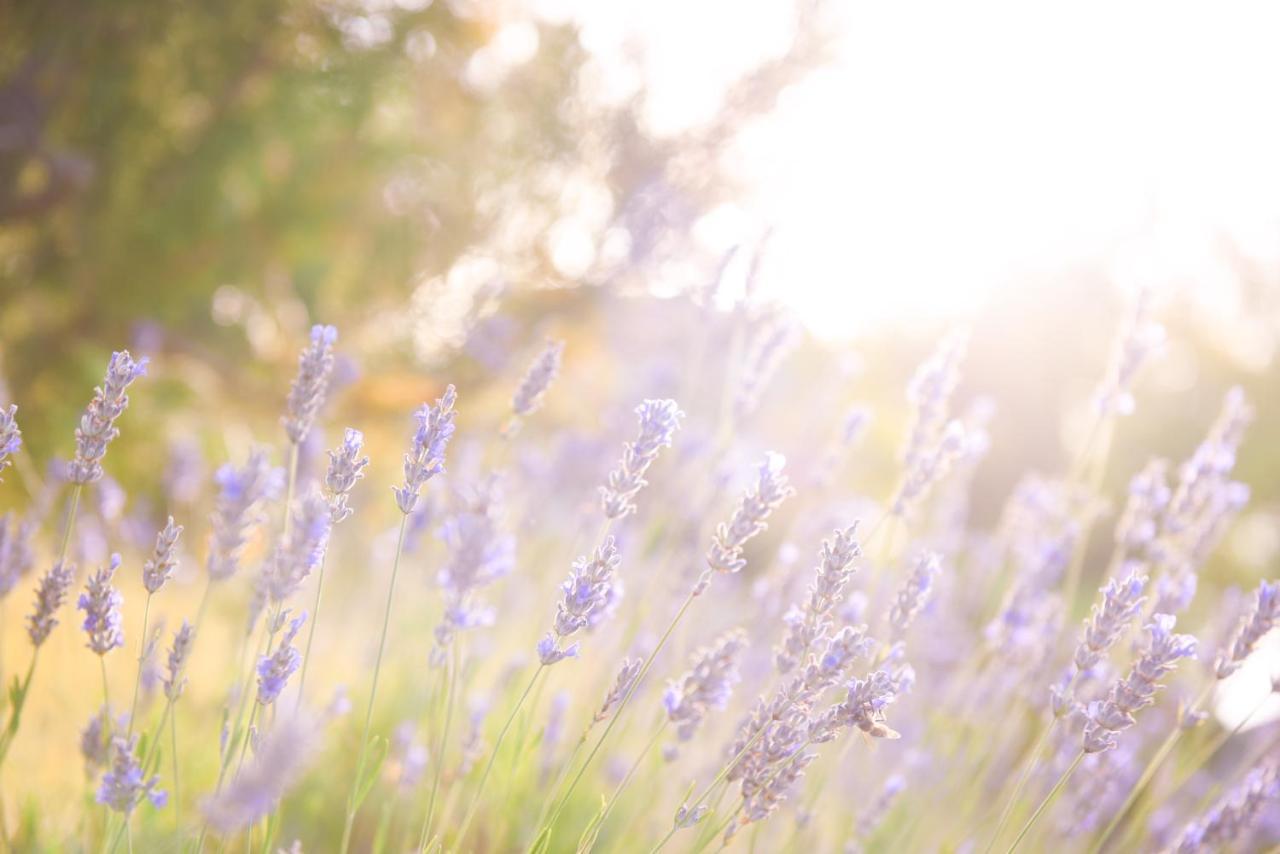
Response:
533,0,1280,340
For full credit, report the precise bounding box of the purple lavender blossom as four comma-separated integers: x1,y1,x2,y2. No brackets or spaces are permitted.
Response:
889,551,942,640
80,706,118,778
432,477,513,658
663,629,748,741
257,610,306,705
206,449,285,582
1073,563,1148,672
324,428,368,525
600,399,684,519
0,404,21,480
0,512,36,599
1082,614,1198,754
810,669,903,742
264,491,332,602
1214,580,1280,679
27,561,76,646
1115,460,1171,555
69,350,148,485
142,516,183,595
394,385,457,515
78,554,124,656
893,419,969,516
735,311,797,420
706,453,794,575
512,339,565,417
902,331,966,470
539,537,621,666
595,658,642,723
163,620,195,701
283,324,337,445
1171,764,1278,853
775,525,861,674
97,735,167,814
1093,289,1164,417
201,714,317,832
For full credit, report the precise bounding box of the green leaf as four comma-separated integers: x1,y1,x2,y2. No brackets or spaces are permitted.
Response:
353,735,389,809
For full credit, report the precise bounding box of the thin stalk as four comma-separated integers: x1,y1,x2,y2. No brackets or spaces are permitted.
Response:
1007,751,1083,853
982,712,1063,853
293,550,331,713
170,710,180,829
418,642,459,852
126,594,153,739
452,664,547,849
340,513,410,854
580,719,669,853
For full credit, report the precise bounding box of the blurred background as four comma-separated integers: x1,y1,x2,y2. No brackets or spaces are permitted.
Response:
2,0,1280,844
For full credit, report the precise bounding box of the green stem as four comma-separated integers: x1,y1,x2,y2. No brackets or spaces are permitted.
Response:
982,715,1061,852
418,644,459,852
293,551,331,714
340,513,410,854
580,718,668,852
170,709,180,829
1007,751,1083,853
126,594,152,739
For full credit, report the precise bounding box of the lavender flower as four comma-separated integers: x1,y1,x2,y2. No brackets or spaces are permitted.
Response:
706,453,794,575
69,350,148,484
663,629,748,740
893,419,969,516
1093,290,1164,417
735,311,797,420
207,449,285,581
324,428,368,525
902,331,966,470
80,706,117,778
512,339,564,417
257,611,306,705
0,404,21,480
27,561,75,646
78,554,124,656
539,537,621,666
1115,460,1171,555
1171,764,1278,853
201,714,317,832
142,516,183,594
595,658,643,723
97,735,166,814
810,669,903,742
888,551,941,639
600,399,684,519
163,621,195,701
1082,614,1197,754
432,478,513,658
1073,564,1148,672
394,385,457,515
264,491,332,602
0,512,36,599
1214,580,1280,679
282,324,337,445
775,525,861,674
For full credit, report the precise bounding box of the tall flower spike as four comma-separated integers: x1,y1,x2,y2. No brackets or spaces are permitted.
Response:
902,331,966,470
163,620,195,701
69,350,148,484
811,669,903,742
0,403,21,480
206,449,285,581
663,629,748,741
78,554,124,656
264,491,332,602
97,735,166,814
1170,763,1279,853
0,512,36,599
1074,563,1148,672
394,385,457,515
600,398,684,519
538,536,621,666
431,478,513,660
706,453,794,575
257,611,306,705
1082,613,1198,754
774,524,861,674
889,551,942,640
1214,580,1280,679
282,324,337,445
1093,289,1164,417
324,428,368,525
512,339,565,417
596,658,643,723
735,310,797,420
27,561,76,646
201,714,317,832
142,517,183,595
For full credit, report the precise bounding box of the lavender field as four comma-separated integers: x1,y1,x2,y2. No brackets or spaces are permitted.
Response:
3,1,1280,852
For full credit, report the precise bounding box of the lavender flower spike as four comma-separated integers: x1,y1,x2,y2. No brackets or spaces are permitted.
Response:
69,350,148,484
539,536,621,666
163,620,195,701
1170,763,1279,853
394,385,457,515
264,491,332,602
1214,579,1280,679
706,453,794,575
78,554,124,656
97,735,167,814
142,516,184,594
257,611,306,705
663,628,748,741
889,551,942,640
811,669,903,742
775,524,861,674
595,658,643,723
283,324,337,445
0,404,21,480
1093,289,1164,417
201,714,317,832
1082,613,1197,754
0,512,36,600
903,331,966,469
206,449,285,581
1074,563,1148,672
27,561,76,646
324,428,369,525
600,399,684,519
512,338,565,417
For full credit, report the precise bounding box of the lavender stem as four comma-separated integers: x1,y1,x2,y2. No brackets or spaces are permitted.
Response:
1007,751,1084,853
